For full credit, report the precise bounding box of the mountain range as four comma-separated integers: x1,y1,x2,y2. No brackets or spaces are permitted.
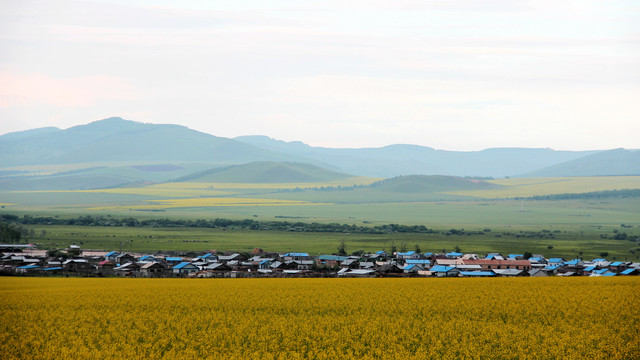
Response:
1,117,638,190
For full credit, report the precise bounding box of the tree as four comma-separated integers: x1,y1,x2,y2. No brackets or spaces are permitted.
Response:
337,239,347,256
454,245,462,253
0,222,22,243
414,244,421,254
523,251,533,259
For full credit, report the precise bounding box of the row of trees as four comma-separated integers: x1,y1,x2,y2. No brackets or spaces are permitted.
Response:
1,214,442,235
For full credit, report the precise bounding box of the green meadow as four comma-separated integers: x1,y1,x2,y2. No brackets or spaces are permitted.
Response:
2,175,639,259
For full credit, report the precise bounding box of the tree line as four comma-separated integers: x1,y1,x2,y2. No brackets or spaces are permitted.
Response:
0,214,444,235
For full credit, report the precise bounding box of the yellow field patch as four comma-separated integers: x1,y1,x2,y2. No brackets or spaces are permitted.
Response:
447,176,640,198
90,197,329,210
1,277,638,359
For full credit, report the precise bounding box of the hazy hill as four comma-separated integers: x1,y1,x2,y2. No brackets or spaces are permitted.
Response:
0,117,306,167
2,117,637,181
520,149,640,177
175,161,353,183
368,175,501,193
235,136,599,178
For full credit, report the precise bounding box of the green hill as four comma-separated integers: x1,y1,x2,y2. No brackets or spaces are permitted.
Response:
175,161,353,183
368,175,501,193
519,149,640,177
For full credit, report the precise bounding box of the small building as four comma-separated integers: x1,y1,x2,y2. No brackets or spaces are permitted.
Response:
140,262,165,277
429,265,460,277
173,262,199,276
316,255,349,268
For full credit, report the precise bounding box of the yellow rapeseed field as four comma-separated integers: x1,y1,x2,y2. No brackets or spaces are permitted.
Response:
447,176,640,198
90,197,327,210
1,277,638,359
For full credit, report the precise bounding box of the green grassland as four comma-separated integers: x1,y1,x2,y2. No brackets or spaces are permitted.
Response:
2,175,639,259
18,223,640,260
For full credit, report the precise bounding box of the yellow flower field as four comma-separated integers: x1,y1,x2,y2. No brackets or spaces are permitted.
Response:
447,176,640,198
1,277,638,359
90,197,328,210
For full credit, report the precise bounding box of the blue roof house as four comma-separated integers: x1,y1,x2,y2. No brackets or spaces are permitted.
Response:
172,262,199,275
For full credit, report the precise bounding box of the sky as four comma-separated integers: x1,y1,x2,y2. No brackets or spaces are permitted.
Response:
1,0,638,151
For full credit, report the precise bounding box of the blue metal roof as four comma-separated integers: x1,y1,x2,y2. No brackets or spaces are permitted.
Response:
564,259,581,265
173,262,196,269
446,252,463,257
17,265,40,269
592,258,607,262
594,268,609,274
529,257,543,262
610,261,624,266
621,268,636,275
42,267,63,271
139,255,155,261
406,259,431,264
508,254,523,258
430,265,455,272
584,266,596,272
166,257,182,262
375,251,387,255
544,265,560,270
548,258,564,263
460,271,496,277
105,251,119,257
601,272,616,277
318,255,349,261
285,252,309,257
397,251,416,256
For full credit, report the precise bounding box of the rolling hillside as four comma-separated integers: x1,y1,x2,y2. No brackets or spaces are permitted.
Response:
174,161,353,183
2,117,638,182
520,149,640,177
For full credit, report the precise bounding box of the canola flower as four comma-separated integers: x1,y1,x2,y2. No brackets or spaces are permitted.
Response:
1,277,638,359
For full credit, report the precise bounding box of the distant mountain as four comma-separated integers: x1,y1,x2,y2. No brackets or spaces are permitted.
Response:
234,136,599,178
0,117,309,167
1,117,637,182
520,149,640,177
175,161,353,183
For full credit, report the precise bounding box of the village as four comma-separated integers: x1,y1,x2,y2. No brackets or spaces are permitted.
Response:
2,243,639,278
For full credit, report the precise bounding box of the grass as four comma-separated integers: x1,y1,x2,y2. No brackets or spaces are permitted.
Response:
21,222,640,260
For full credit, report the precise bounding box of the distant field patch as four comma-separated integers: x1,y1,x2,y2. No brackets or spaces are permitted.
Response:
91,197,328,210
447,176,640,198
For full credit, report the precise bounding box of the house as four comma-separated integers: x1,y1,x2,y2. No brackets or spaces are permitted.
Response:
609,262,629,273
620,268,638,276
485,253,505,260
341,258,360,269
528,268,549,277
205,263,232,273
435,258,463,267
493,269,527,277
339,269,376,277
375,264,403,275
195,253,217,263
96,260,117,275
459,271,496,277
445,252,463,259
113,262,140,276
396,251,421,260
282,252,311,261
173,262,199,276
139,255,159,263
547,258,565,266
403,264,423,273
316,255,349,268
429,265,460,277
405,259,431,267
165,257,183,266
217,253,244,263
140,262,165,277
63,259,94,273
104,251,120,262
359,262,376,270
462,259,531,271
16,264,40,274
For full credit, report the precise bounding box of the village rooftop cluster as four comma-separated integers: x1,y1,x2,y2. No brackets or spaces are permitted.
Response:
2,244,639,278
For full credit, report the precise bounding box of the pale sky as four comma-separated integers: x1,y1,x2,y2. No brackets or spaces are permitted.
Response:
1,0,638,150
